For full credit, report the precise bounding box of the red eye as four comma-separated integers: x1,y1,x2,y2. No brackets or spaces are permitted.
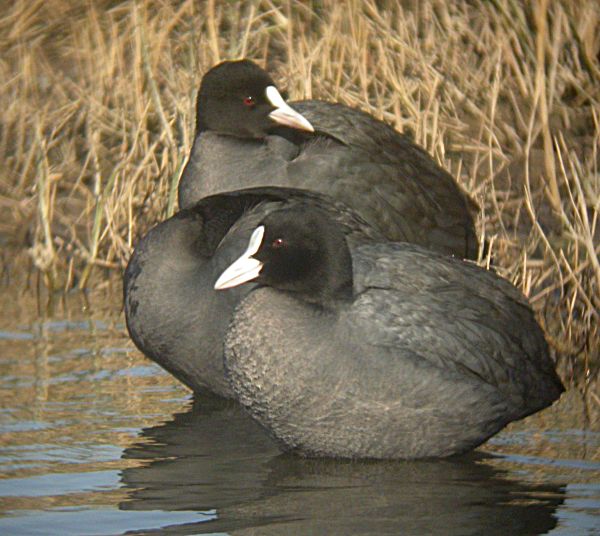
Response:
272,238,284,249
243,96,255,107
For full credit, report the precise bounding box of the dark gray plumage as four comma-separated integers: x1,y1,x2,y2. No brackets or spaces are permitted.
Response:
178,59,479,259
123,187,384,397
217,206,564,459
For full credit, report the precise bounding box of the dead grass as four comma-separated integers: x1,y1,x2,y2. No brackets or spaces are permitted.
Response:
0,0,598,382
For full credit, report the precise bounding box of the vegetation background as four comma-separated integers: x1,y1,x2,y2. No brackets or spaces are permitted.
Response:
1,0,598,386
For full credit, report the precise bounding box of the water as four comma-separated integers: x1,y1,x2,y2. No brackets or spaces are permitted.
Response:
0,288,599,535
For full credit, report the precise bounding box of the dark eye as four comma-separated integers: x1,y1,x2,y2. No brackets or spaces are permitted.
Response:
243,96,255,107
272,238,285,249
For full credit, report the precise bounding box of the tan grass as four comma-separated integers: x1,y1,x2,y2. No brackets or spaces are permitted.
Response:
0,0,598,381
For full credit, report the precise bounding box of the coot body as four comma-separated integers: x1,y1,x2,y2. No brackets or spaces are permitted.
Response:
215,207,564,458
179,59,479,259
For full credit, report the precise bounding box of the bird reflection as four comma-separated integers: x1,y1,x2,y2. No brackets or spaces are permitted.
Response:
120,394,564,535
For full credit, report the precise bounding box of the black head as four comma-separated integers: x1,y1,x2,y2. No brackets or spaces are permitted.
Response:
196,59,313,138
215,206,353,307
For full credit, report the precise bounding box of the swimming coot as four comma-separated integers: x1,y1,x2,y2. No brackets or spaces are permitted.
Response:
179,59,480,259
215,206,564,459
124,187,384,397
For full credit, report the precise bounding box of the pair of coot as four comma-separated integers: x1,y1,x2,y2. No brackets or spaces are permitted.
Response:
124,60,563,458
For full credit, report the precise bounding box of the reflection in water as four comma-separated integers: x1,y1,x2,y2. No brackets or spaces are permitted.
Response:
121,395,565,535
121,394,279,513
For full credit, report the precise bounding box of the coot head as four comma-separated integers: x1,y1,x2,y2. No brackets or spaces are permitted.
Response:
215,207,353,306
196,60,314,138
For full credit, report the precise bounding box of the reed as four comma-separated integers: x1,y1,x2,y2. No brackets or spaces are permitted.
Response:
1,0,598,380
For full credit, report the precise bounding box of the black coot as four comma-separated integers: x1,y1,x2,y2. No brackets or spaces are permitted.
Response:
124,187,384,397
179,59,479,259
215,206,564,459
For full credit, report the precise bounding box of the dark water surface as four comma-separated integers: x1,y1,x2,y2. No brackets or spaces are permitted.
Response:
0,288,599,535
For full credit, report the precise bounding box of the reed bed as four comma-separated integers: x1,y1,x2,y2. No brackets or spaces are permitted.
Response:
1,0,598,382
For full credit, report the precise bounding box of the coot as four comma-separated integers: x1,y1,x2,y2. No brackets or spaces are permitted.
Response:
179,59,479,259
215,206,564,458
124,187,383,396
